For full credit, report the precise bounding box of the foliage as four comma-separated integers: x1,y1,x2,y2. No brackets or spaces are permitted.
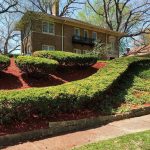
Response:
74,130,150,150
92,41,112,59
16,56,58,76
33,50,98,67
77,1,104,27
0,56,149,124
79,0,150,38
0,54,10,71
107,60,150,114
6,53,20,58
143,30,150,45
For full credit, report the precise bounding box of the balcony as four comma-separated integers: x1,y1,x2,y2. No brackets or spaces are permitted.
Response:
72,36,95,46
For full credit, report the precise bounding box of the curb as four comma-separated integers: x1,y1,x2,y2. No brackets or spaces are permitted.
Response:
0,106,150,147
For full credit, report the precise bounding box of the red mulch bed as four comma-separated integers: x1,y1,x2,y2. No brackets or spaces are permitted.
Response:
0,58,106,136
0,58,106,90
0,110,100,136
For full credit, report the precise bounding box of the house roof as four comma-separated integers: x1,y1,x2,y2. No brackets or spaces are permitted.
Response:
18,11,125,37
128,45,150,56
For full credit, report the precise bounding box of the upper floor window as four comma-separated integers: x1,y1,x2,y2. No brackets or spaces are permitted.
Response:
42,45,55,50
92,32,97,41
84,30,88,39
74,28,80,37
109,36,116,51
83,50,90,54
42,22,55,34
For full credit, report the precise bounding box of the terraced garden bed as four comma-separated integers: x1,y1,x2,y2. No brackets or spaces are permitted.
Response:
0,54,149,137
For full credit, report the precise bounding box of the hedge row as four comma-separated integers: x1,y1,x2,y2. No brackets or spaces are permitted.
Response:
16,56,58,76
0,55,10,71
33,51,98,67
0,56,149,124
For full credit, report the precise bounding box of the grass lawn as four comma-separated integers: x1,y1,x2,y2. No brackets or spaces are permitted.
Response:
74,130,150,150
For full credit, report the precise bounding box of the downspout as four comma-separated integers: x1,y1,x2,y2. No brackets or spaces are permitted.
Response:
62,20,67,51
62,23,64,51
106,33,108,59
117,37,120,58
106,33,108,46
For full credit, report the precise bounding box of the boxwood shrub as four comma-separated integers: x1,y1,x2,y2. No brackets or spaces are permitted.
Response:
0,56,149,124
33,51,98,67
0,55,10,71
16,56,58,76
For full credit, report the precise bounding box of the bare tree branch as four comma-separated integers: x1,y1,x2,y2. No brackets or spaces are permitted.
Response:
0,0,18,14
87,0,150,39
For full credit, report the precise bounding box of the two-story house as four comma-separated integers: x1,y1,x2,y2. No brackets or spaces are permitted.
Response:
18,2,124,59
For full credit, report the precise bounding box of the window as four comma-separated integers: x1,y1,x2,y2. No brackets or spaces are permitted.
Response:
110,42,115,51
42,22,49,33
42,45,55,50
42,22,55,34
92,32,97,41
84,30,88,39
109,36,116,51
74,28,80,37
74,49,81,54
83,50,90,54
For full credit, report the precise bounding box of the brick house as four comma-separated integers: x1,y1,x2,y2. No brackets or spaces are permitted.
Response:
19,3,124,59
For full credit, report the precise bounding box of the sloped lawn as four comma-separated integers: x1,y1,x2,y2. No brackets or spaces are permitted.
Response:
74,130,150,150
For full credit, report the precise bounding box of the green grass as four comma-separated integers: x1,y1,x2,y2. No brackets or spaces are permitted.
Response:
74,130,150,150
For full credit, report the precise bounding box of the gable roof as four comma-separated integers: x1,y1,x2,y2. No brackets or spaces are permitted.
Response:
128,45,150,56
18,11,125,37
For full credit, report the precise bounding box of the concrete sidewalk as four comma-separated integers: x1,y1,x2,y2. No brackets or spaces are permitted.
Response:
2,115,150,150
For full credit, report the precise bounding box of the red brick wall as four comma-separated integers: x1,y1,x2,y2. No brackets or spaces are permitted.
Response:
22,19,119,58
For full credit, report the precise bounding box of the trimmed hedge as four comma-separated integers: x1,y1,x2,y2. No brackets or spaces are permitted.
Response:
33,51,98,67
0,56,149,124
0,55,10,71
16,56,58,75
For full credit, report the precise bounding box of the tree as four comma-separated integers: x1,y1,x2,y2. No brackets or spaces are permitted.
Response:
0,0,18,14
0,14,20,54
23,0,86,17
143,29,150,45
80,0,150,39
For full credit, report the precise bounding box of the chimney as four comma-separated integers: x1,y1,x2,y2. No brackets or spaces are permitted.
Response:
52,0,59,16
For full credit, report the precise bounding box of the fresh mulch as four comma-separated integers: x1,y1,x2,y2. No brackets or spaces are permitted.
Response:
0,58,106,136
0,110,100,136
0,58,106,90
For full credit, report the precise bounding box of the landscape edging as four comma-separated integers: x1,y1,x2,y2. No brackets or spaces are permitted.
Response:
0,106,150,148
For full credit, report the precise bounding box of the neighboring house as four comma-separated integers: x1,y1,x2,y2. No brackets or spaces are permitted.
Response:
18,3,124,59
128,45,150,56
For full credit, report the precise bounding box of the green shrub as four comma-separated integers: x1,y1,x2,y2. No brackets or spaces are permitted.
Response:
0,56,149,124
6,54,20,58
33,51,98,67
0,55,10,71
16,56,58,76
